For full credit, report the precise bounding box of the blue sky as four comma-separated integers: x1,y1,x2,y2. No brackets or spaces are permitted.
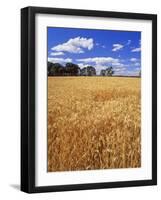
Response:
47,27,141,76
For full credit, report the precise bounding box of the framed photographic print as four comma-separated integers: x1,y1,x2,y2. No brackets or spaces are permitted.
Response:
21,6,157,193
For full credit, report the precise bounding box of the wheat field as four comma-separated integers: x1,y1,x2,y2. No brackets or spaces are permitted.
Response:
48,77,141,172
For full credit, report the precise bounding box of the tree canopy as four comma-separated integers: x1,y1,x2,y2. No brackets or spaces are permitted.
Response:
48,62,115,77
100,67,114,76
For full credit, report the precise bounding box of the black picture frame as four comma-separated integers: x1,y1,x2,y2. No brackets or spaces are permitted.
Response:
21,6,157,193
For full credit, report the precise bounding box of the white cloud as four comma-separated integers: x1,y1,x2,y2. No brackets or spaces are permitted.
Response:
78,62,106,75
131,47,141,52
77,57,119,65
126,40,131,45
113,68,127,76
130,58,138,62
50,52,64,56
126,69,140,76
112,44,124,51
77,57,126,75
77,57,140,73
130,58,140,67
114,67,126,72
77,63,88,69
48,57,72,64
112,62,127,68
51,37,94,54
134,62,140,66
78,62,106,74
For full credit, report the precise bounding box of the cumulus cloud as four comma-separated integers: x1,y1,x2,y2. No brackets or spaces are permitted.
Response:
48,57,72,64
50,52,64,56
77,57,127,75
77,63,88,69
77,57,119,65
76,56,141,75
131,47,141,52
78,62,107,75
112,44,124,51
51,37,94,54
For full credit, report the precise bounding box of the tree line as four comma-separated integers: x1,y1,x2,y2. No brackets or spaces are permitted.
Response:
48,62,114,76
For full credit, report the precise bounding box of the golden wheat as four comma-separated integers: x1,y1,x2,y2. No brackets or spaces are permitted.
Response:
48,77,141,172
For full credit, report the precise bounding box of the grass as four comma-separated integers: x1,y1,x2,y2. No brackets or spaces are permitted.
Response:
48,77,141,172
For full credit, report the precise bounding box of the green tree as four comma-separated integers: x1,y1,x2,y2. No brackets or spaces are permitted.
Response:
106,66,114,76
80,66,96,76
100,69,106,76
65,63,80,76
100,67,114,76
49,63,64,76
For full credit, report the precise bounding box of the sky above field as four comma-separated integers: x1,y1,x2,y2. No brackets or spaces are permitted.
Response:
47,27,141,76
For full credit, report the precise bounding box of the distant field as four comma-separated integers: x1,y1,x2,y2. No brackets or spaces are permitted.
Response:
48,77,141,172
